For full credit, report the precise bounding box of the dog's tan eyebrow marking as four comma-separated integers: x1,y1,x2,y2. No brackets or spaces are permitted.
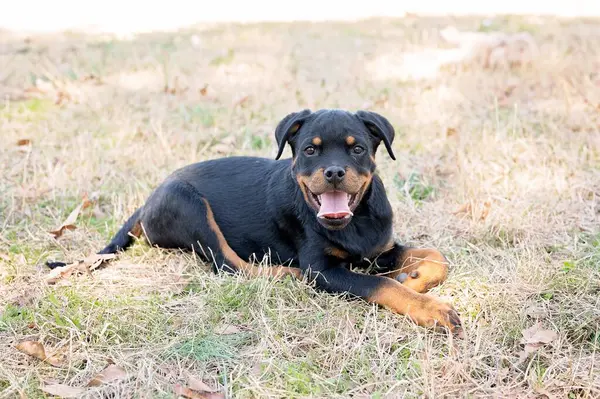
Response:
345,136,356,145
312,137,322,146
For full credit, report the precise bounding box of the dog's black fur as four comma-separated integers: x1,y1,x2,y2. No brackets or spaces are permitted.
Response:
49,109,461,332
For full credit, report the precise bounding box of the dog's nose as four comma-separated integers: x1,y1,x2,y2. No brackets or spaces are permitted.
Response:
324,166,346,184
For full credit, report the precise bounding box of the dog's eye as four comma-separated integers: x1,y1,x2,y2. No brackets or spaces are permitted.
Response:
304,146,316,156
352,146,365,155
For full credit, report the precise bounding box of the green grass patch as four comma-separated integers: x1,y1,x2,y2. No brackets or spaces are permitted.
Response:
34,288,175,345
394,172,435,203
170,332,251,363
210,49,235,66
0,98,55,122
207,279,262,313
0,304,34,332
179,104,216,127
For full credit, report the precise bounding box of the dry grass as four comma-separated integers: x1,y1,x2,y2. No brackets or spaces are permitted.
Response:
1,15,600,398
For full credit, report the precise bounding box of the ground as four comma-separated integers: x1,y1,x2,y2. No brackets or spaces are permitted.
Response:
1,15,599,398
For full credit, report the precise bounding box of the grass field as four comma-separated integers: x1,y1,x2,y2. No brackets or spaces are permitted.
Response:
1,15,599,398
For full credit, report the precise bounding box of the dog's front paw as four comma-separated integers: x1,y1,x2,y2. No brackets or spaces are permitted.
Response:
408,296,462,335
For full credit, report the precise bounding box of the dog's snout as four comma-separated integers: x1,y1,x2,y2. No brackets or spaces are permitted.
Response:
324,166,345,184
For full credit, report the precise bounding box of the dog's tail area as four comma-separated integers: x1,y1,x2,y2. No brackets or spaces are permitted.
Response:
46,208,143,269
98,207,143,255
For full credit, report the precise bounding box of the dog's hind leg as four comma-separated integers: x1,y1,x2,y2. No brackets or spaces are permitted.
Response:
154,182,301,280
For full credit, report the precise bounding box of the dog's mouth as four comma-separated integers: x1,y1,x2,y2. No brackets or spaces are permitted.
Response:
307,189,360,220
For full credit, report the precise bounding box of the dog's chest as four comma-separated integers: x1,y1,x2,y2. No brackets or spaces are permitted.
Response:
326,218,391,259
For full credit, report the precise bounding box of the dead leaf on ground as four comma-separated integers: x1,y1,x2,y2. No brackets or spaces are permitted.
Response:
174,384,225,399
15,340,63,367
188,376,219,393
49,201,84,238
16,139,32,146
81,192,100,210
45,253,116,284
446,127,458,137
216,323,247,335
518,323,558,363
0,252,10,262
41,384,85,398
199,84,208,96
87,364,128,387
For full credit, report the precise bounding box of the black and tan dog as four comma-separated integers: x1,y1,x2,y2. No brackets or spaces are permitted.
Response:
79,109,462,332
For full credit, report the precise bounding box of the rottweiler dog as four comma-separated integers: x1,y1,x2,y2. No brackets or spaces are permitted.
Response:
89,109,462,332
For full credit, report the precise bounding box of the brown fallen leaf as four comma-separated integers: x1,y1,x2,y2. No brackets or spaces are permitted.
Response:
188,376,219,393
87,364,128,387
41,384,85,398
44,262,87,284
15,340,62,367
199,84,208,96
174,384,225,399
216,323,247,335
518,323,558,362
81,192,96,210
445,127,458,138
49,201,85,238
17,139,32,146
45,253,116,284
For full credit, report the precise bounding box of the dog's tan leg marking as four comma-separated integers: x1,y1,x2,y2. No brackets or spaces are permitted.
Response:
203,199,301,279
384,248,449,294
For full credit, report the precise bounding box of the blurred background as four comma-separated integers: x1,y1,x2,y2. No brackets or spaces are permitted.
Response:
2,0,600,34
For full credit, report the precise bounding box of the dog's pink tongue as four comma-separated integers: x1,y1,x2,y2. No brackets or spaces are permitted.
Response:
317,191,352,219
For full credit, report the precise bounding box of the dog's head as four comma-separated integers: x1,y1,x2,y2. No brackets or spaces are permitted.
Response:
275,109,396,230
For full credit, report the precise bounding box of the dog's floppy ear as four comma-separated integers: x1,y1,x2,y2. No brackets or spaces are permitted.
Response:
355,110,396,160
274,109,312,160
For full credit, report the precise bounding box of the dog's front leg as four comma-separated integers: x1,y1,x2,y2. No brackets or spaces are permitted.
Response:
371,244,450,294
301,252,461,333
